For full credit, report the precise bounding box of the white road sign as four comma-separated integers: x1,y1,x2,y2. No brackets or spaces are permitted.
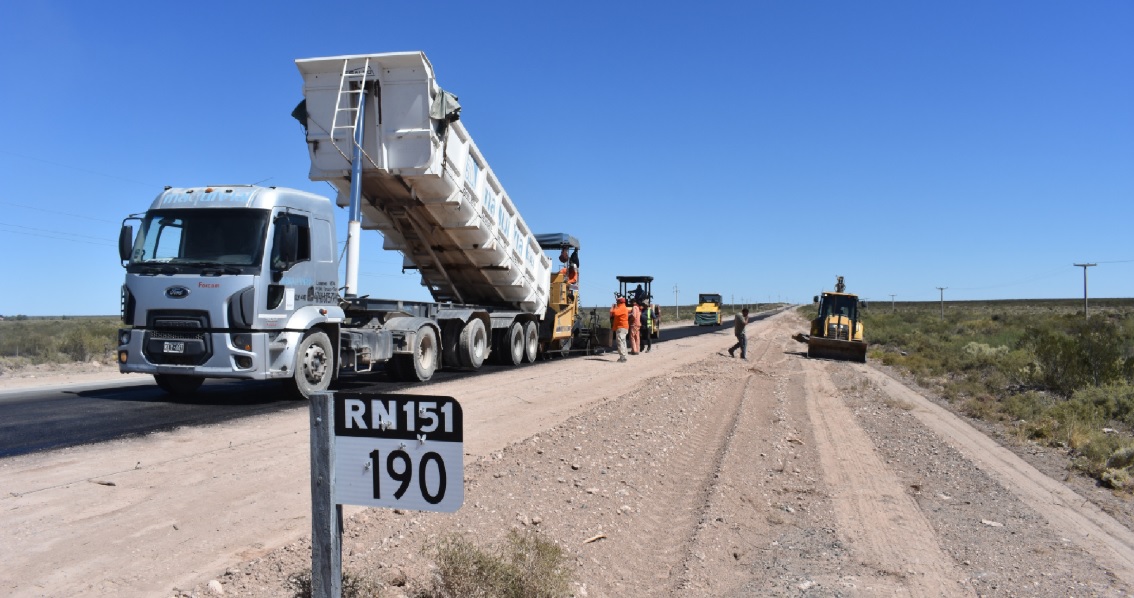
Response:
331,394,464,512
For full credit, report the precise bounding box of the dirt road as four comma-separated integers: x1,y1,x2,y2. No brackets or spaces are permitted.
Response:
3,311,1133,597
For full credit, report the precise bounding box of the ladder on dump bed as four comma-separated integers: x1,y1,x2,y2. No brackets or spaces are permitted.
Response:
329,57,375,168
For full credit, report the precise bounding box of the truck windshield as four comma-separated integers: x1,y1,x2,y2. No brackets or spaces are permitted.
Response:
129,209,269,267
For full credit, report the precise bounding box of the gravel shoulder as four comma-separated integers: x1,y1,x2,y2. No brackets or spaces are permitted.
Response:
2,312,1132,597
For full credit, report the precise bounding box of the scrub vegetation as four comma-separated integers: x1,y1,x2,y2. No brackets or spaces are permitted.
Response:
417,530,572,598
841,298,1134,491
0,316,119,370
288,529,572,598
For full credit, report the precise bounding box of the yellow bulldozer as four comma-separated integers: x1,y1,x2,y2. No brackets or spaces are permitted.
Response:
793,276,867,362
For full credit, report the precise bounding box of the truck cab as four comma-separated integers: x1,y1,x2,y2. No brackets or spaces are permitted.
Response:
117,185,345,397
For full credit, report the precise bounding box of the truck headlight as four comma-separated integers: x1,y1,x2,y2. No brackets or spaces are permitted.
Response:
118,329,132,346
232,333,253,352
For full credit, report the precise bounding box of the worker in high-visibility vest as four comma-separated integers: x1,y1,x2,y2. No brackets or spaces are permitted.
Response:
640,300,653,353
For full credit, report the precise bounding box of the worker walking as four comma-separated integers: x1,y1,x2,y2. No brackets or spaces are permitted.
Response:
610,297,629,362
728,308,749,359
640,300,653,353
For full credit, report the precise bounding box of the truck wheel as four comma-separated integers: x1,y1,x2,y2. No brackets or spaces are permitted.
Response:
522,321,539,363
441,321,463,369
496,322,524,366
458,318,488,369
154,374,203,397
403,325,439,381
287,331,333,399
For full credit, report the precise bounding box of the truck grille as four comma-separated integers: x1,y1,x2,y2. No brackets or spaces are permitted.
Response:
142,311,212,365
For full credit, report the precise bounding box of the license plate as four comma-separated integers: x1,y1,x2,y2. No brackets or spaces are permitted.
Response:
163,341,185,354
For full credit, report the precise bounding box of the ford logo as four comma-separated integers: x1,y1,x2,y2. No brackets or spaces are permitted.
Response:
166,286,190,299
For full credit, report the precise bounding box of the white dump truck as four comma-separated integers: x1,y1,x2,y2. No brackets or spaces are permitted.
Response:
116,51,584,398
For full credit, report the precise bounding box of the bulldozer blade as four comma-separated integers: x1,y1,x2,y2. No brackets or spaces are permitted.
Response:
806,337,867,363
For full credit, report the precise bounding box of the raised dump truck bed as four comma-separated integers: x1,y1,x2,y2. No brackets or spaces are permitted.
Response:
295,52,551,315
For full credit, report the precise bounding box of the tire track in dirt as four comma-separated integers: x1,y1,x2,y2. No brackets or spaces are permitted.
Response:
674,327,814,594
669,372,755,593
802,357,969,596
601,369,750,594
565,315,785,595
859,366,1134,588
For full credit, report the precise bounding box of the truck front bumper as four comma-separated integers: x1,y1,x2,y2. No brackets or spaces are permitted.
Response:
116,328,301,381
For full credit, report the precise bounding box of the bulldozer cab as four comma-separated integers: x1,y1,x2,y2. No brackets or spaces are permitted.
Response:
818,293,860,320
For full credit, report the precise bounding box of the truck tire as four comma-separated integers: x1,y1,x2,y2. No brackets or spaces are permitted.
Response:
398,325,439,381
522,321,539,363
286,331,333,399
458,318,488,369
154,374,203,397
441,321,463,369
496,322,524,366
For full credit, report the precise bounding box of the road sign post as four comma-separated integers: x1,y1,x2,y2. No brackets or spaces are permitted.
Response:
309,392,342,598
310,392,464,598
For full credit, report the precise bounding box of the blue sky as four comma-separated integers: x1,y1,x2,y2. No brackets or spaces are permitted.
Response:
1,1,1130,316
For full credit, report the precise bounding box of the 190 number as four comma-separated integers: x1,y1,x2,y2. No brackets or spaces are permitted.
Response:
369,449,447,505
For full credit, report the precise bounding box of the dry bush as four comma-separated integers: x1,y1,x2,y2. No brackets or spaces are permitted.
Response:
420,529,572,598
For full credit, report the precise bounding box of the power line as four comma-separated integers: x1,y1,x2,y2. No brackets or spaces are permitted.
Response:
0,225,116,247
0,201,118,224
0,149,155,187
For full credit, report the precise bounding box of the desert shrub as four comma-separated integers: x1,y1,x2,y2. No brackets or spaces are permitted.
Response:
1100,467,1134,491
1019,326,1089,396
421,530,572,598
1002,391,1054,423
959,395,1002,421
1068,383,1134,428
0,318,119,365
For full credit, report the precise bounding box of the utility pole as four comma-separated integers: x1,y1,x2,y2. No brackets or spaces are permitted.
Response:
936,287,947,320
673,284,680,319
1074,263,1097,321
889,294,896,313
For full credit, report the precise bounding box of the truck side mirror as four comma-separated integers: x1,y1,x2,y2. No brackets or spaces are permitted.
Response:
860,301,868,309
812,295,819,304
119,225,134,262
